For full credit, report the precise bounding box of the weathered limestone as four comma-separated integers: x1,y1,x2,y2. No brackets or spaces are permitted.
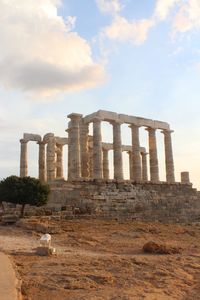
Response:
162,130,175,183
111,121,123,180
38,141,46,182
93,117,103,179
131,125,142,181
46,133,56,181
20,110,183,186
56,144,63,178
141,152,148,181
80,121,89,178
146,127,159,182
103,148,109,179
67,113,82,180
20,139,28,177
181,172,190,184
127,150,133,180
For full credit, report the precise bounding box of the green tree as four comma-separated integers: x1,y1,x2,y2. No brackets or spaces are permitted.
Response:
0,176,50,217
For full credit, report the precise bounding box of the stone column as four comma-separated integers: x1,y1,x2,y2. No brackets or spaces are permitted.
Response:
88,146,93,178
46,134,56,181
111,121,123,180
20,139,28,177
103,148,109,179
141,152,148,181
181,172,190,184
67,113,82,180
93,117,103,179
38,141,46,182
146,127,159,182
131,124,141,181
56,144,63,178
80,121,89,178
161,130,175,183
127,150,133,180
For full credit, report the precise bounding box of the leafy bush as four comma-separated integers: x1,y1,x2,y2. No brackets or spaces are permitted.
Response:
0,176,50,217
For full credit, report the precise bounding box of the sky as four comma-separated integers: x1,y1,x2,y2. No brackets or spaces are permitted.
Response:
0,0,200,188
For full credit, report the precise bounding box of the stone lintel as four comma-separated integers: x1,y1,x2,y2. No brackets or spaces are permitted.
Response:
43,133,54,143
23,133,42,143
55,137,68,145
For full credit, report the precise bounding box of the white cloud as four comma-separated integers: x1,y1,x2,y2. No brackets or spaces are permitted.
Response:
103,16,155,45
154,0,181,21
172,0,200,34
96,0,121,15
0,0,106,96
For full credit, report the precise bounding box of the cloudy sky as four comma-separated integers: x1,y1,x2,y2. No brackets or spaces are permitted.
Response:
1,0,200,188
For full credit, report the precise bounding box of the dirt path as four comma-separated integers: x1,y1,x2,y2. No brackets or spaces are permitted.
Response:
1,220,200,299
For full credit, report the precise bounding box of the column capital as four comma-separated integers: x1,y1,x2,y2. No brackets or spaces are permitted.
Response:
92,117,102,123
145,127,156,133
67,113,83,120
37,141,46,145
129,123,140,129
20,139,28,144
161,129,174,134
109,120,123,126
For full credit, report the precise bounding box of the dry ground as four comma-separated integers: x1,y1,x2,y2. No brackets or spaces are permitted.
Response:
1,219,200,300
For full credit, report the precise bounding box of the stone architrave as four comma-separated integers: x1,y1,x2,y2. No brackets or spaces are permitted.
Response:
80,121,89,178
93,117,103,179
131,124,142,181
56,144,63,178
141,152,148,181
20,139,28,177
46,134,56,181
38,141,46,182
127,150,133,180
111,121,123,180
162,130,175,183
146,127,159,182
67,113,82,180
103,148,109,179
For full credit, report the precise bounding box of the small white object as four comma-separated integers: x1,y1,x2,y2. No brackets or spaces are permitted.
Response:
39,233,51,247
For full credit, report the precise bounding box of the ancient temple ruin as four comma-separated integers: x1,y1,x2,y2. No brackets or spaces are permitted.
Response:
19,110,198,222
20,109,184,184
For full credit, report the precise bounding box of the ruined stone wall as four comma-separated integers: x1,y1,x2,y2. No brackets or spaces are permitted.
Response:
44,180,200,223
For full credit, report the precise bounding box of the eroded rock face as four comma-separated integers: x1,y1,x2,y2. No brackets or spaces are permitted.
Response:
143,241,181,254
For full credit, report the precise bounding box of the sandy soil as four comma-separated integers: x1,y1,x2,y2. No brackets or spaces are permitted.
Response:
1,220,200,300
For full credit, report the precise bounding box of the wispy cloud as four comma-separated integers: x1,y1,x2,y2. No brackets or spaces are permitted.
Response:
0,0,106,97
96,0,122,15
103,16,155,45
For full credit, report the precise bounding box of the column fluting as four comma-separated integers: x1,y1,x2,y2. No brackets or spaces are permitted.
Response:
162,130,175,183
93,117,103,179
103,148,109,179
111,121,123,180
131,124,142,181
20,139,28,177
146,127,159,182
38,141,46,182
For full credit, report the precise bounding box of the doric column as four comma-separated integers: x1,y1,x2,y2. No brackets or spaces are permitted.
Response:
88,146,93,178
56,144,63,178
20,139,28,177
127,150,133,180
131,124,141,181
181,172,190,184
80,121,89,178
46,133,56,181
141,152,148,181
161,130,175,183
111,121,123,180
103,148,109,179
38,141,46,182
146,127,159,182
93,117,103,179
67,113,82,180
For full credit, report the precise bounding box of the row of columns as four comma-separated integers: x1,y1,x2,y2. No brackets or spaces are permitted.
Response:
20,136,64,182
20,115,175,184
67,114,175,183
